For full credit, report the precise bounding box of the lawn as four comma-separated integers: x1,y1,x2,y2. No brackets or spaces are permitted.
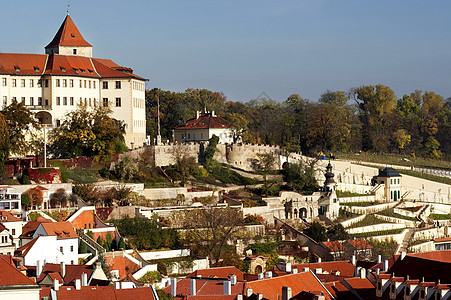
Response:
336,190,369,198
346,214,386,229
429,213,450,220
377,209,417,221
340,201,380,207
350,228,405,238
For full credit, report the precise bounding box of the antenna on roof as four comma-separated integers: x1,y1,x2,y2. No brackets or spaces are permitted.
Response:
67,4,70,15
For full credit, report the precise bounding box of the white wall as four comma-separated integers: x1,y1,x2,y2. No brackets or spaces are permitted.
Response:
346,223,406,234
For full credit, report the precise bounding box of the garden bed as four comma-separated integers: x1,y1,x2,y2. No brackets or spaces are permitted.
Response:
350,228,405,238
346,215,386,228
378,208,417,221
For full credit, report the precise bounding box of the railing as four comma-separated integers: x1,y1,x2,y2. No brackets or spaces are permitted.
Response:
78,230,105,254
27,105,51,110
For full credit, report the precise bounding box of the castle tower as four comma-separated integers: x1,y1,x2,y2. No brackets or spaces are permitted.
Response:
45,14,93,57
324,162,336,192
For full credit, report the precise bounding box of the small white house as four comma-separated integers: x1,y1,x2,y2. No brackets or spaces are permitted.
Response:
0,210,24,246
0,186,21,214
0,224,15,255
16,221,79,266
174,111,236,144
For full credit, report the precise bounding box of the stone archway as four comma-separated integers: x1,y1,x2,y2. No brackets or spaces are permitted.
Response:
300,207,307,219
254,265,263,275
35,111,52,125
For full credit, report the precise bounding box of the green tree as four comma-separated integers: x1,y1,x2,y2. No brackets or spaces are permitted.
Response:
79,240,87,254
282,161,318,194
203,134,219,163
2,99,40,155
303,221,327,243
51,105,126,158
319,90,348,106
252,153,277,196
353,84,396,151
0,113,9,178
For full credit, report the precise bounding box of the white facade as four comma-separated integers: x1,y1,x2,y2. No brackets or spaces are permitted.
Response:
32,225,78,265
0,186,21,213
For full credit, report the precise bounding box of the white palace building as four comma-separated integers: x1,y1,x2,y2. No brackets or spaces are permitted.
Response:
0,14,147,148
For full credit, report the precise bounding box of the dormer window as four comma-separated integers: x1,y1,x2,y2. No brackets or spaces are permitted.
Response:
73,49,77,55
14,66,20,72
73,68,79,73
88,69,93,74
60,67,66,72
71,34,75,38
80,69,85,73
34,66,40,72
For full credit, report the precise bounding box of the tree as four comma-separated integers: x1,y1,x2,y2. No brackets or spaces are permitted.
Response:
252,152,278,196
282,160,318,195
51,105,126,158
203,134,219,163
303,221,327,243
114,156,138,181
2,99,40,155
393,129,411,153
79,240,87,254
50,188,68,208
353,84,396,151
174,207,244,266
319,90,348,106
0,113,9,178
327,224,349,241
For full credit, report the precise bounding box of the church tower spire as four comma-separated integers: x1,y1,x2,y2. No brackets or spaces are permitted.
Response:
324,161,336,192
45,15,92,57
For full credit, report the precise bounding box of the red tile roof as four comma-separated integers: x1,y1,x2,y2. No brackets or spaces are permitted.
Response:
292,261,356,278
175,113,235,130
346,239,373,249
244,271,333,300
0,256,38,287
0,53,48,75
0,210,22,222
20,219,52,239
344,277,375,289
323,281,355,300
40,285,158,300
105,254,140,280
46,15,92,48
434,237,451,243
188,266,245,281
40,221,78,239
321,241,346,252
34,263,93,285
163,278,245,298
15,236,40,257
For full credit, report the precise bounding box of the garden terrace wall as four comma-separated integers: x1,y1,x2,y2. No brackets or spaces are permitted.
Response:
394,206,425,218
346,223,406,235
341,202,397,214
366,228,410,244
374,214,417,227
411,227,449,242
409,241,434,253
430,203,451,214
340,214,366,228
339,196,376,203
336,183,373,195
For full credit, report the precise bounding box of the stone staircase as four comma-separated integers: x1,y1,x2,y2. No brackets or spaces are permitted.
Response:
397,228,415,254
78,230,105,255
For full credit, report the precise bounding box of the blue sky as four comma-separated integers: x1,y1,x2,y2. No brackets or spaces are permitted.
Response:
1,0,450,102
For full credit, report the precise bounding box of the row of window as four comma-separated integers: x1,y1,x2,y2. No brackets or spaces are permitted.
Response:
0,201,20,210
102,98,122,107
1,236,9,244
2,95,123,108
2,77,124,90
181,133,204,139
59,245,75,254
132,81,145,91
390,178,400,185
133,120,146,128
133,97,145,108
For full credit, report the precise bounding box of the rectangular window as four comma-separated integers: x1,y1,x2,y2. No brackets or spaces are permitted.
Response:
73,49,77,55
93,81,96,89
21,97,25,103
63,97,67,105
116,98,121,107
1,78,6,86
70,245,74,252
70,79,74,87
103,81,108,89
30,97,34,106
37,80,42,87
103,98,108,107
12,97,17,102
70,97,74,106
29,79,34,88
11,229,15,236
80,97,83,105
2,96,6,105
89,81,91,89
12,79,17,87
56,97,60,105
45,79,49,87
56,79,60,87
38,97,42,105
60,246,63,254
21,79,25,87
63,79,67,87
84,80,87,88
79,80,82,88
115,81,121,89
45,99,49,106
89,98,92,106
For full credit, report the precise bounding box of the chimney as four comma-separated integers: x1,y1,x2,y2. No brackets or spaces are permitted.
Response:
351,255,356,266
60,262,66,278
302,267,309,272
377,255,382,264
401,251,407,260
54,279,59,291
81,273,88,286
257,293,263,300
171,277,177,297
246,288,253,297
190,278,196,296
314,268,322,275
36,260,42,278
313,293,325,300
286,263,292,273
196,111,200,119
75,279,81,290
317,257,322,263
265,271,272,279
376,268,380,275
223,280,231,295
291,268,298,274
114,281,121,289
230,275,237,286
237,295,243,300
360,268,366,279
258,273,264,280
282,286,292,300
354,266,360,277
383,260,389,272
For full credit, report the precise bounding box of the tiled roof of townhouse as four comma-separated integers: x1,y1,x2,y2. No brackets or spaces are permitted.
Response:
188,266,246,281
321,240,346,252
0,256,38,288
40,285,158,300
0,210,22,222
292,261,356,278
20,218,53,239
39,221,78,239
345,238,373,249
105,254,141,281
